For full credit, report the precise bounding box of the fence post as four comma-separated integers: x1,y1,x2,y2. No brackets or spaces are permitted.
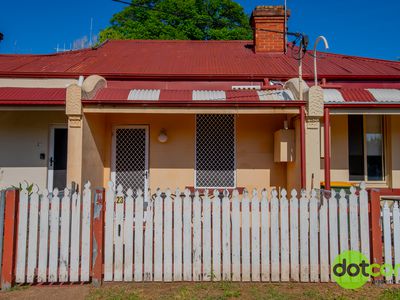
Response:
369,189,383,280
1,189,19,290
92,188,105,287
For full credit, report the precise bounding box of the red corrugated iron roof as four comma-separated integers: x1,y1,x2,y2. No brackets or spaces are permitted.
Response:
88,87,400,105
0,87,65,105
1,40,399,80
341,88,376,102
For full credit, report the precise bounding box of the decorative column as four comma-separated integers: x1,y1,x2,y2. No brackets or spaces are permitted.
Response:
65,83,83,188
305,86,324,191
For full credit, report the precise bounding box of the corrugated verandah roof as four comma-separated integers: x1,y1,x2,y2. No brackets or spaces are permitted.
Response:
1,86,400,106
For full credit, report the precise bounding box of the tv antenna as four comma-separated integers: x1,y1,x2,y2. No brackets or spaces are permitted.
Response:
89,18,93,47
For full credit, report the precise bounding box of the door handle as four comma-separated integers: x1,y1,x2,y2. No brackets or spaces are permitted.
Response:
145,170,149,179
49,157,54,167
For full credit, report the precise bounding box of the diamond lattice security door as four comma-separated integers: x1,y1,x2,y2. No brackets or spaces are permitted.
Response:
114,127,148,191
196,114,235,188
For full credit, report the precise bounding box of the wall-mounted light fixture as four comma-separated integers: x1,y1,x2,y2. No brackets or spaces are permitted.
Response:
158,129,168,143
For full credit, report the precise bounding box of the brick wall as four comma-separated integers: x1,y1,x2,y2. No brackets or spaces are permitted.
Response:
251,6,289,53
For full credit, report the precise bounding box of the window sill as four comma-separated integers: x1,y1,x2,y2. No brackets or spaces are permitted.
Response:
348,181,388,189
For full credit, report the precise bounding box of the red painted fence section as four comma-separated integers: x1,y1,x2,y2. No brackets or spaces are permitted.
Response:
92,188,105,287
1,189,19,290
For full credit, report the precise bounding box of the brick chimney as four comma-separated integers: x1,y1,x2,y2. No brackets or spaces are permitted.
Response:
251,5,289,53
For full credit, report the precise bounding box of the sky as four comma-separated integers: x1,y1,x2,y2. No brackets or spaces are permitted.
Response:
0,0,399,61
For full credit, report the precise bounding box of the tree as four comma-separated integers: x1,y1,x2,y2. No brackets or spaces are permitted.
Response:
99,0,252,42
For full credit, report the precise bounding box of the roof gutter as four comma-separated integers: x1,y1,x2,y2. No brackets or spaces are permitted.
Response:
325,103,400,108
81,100,306,108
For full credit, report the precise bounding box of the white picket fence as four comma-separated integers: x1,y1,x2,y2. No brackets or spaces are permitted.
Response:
15,182,92,283
104,182,370,282
382,201,400,284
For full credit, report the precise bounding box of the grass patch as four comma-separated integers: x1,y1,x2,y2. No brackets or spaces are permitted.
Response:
4,285,30,292
86,286,141,300
380,288,400,300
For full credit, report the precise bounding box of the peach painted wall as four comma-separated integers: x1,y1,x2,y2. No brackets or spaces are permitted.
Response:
84,113,288,191
330,115,350,183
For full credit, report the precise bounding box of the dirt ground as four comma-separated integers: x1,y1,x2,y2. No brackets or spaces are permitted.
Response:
1,282,400,300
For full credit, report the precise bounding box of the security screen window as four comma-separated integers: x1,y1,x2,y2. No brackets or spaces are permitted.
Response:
348,115,384,181
195,114,235,188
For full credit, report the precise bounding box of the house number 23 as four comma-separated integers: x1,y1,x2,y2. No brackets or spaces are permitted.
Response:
116,196,124,204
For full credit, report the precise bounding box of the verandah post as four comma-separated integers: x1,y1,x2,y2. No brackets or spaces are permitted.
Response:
92,188,105,287
1,189,19,290
369,189,383,280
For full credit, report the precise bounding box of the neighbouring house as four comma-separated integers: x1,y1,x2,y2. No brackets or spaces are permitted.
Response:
0,5,400,194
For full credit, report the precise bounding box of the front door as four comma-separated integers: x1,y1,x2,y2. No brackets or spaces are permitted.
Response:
111,126,149,199
47,126,68,191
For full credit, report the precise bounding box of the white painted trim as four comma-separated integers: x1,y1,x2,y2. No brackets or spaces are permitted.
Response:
330,109,400,115
232,85,261,90
83,107,300,114
111,125,149,198
47,124,67,191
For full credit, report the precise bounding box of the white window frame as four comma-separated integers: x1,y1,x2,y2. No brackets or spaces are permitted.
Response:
194,114,237,189
348,115,386,184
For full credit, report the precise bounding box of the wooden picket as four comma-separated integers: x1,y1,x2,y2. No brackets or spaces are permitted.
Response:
212,190,221,281
37,189,50,282
173,189,182,281
202,190,212,281
48,188,60,282
231,190,240,281
11,180,379,284
270,190,279,282
124,189,134,281
26,185,39,283
221,190,230,281
251,190,260,282
289,190,299,282
260,190,269,281
309,190,319,282
164,190,173,281
134,189,145,282
280,189,289,282
241,190,250,281
16,182,29,283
